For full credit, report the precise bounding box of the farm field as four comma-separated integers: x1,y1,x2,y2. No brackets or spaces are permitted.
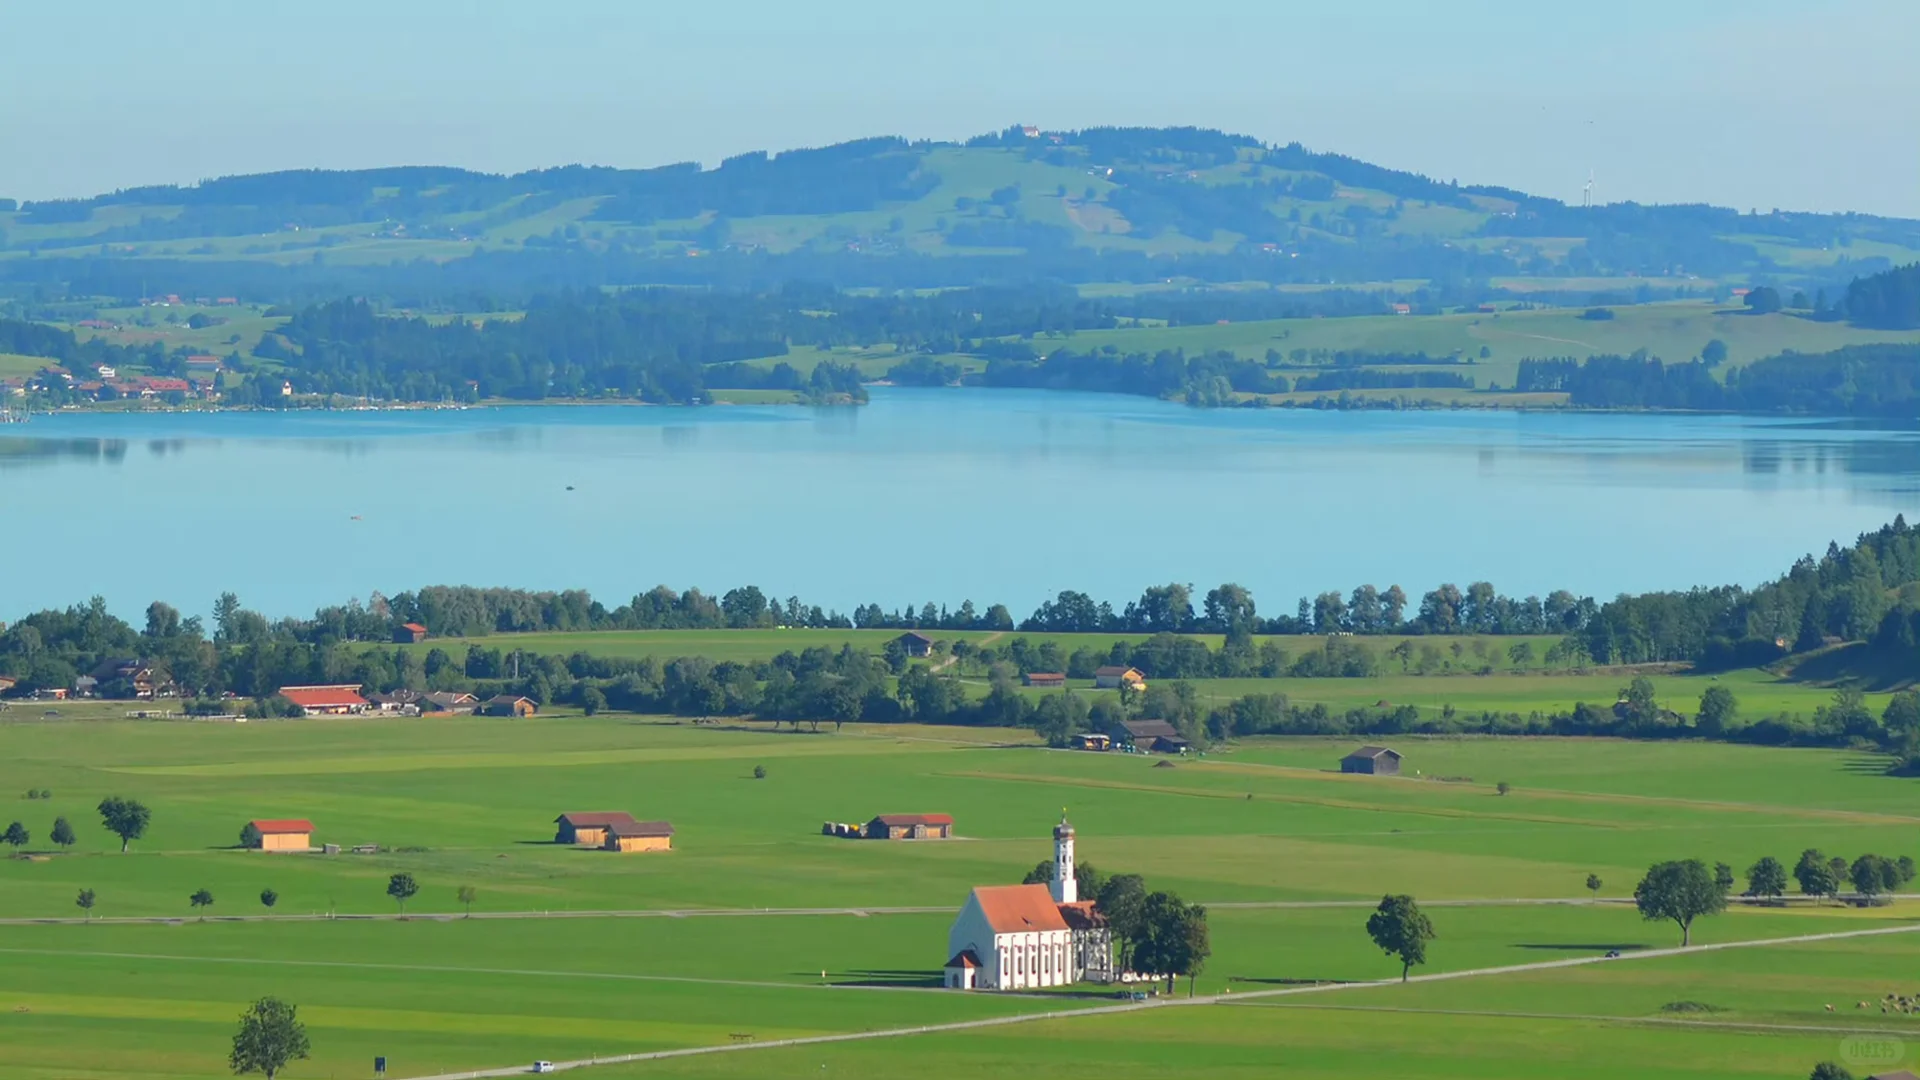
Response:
0,713,1914,1078
1043,300,1920,391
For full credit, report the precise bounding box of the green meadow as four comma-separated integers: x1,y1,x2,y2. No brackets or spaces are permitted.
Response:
0,714,1915,1078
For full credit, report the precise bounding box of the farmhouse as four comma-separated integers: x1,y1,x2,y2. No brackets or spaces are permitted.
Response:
393,622,429,644
1117,718,1187,754
1341,746,1402,775
945,817,1113,990
1093,666,1146,691
420,690,478,713
90,658,162,699
482,694,537,717
601,820,675,853
245,819,313,852
1022,672,1067,688
554,811,637,846
278,684,370,716
867,813,954,840
894,631,934,658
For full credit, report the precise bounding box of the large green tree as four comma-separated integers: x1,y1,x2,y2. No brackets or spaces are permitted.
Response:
1794,849,1840,901
1365,894,1435,981
96,796,151,853
229,997,310,1079
1746,856,1787,900
387,872,419,913
1634,860,1726,945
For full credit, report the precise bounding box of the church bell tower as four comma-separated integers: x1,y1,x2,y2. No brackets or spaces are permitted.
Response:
1051,813,1076,904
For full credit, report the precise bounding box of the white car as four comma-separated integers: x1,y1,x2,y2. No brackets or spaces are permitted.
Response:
532,1064,556,1075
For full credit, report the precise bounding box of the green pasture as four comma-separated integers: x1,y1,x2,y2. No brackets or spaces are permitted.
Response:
1,713,1914,1078
1039,300,1920,391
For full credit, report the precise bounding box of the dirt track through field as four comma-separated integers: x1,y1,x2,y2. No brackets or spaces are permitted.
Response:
0,895,1706,927
393,921,1920,1079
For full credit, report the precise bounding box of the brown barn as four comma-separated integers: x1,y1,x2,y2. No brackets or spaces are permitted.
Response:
1341,746,1402,775
554,812,637,846
482,694,537,717
1022,672,1067,688
866,813,954,839
393,623,428,644
895,632,935,658
246,819,314,852
1118,719,1187,754
602,820,674,853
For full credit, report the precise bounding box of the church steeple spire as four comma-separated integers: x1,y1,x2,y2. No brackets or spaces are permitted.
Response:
1051,811,1076,904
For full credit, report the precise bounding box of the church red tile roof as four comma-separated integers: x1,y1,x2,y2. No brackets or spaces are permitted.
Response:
971,884,1068,934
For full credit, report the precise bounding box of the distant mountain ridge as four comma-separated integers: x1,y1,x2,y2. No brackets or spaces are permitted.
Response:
3,125,1917,300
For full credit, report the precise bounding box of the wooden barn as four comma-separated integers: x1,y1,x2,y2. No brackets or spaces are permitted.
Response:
867,813,954,840
245,819,314,852
393,622,429,644
1093,666,1146,691
1022,672,1067,688
482,694,537,717
1341,746,1402,775
602,820,675,853
895,631,935,658
554,812,637,846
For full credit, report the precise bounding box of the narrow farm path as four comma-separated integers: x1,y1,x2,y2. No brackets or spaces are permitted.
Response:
396,921,1920,1079
0,895,1694,927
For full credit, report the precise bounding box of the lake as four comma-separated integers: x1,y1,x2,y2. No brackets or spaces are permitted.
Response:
4,389,1919,622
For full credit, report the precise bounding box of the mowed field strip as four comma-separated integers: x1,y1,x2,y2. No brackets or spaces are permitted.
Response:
1,716,1915,1079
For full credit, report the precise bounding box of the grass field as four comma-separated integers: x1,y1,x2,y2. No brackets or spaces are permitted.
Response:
0,712,1914,1079
1043,300,1920,391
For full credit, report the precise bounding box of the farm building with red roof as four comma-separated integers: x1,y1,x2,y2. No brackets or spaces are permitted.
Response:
277,684,369,716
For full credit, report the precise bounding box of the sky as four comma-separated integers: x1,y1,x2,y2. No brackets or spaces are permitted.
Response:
3,0,1917,216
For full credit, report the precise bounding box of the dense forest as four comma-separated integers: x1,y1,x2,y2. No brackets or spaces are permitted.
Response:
1515,343,1920,415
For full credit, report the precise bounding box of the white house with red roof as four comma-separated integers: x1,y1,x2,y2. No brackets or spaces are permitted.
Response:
277,684,370,716
944,815,1113,990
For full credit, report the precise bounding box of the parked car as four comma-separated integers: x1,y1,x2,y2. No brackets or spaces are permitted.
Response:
1604,950,1622,959
532,1063,556,1075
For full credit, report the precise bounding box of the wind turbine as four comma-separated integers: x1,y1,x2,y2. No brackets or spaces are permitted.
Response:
1582,169,1594,209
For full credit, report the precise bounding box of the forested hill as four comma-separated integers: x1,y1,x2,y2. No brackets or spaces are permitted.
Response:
4,125,1918,301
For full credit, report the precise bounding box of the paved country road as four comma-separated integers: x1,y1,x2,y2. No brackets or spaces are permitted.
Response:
396,921,1920,1079
4,894,1875,927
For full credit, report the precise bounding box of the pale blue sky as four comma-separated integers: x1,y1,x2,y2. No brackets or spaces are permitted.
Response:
3,0,1916,215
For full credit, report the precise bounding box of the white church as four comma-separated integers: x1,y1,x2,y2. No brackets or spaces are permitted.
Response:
943,815,1114,990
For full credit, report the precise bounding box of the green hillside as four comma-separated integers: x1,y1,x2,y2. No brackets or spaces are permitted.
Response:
5,126,1918,301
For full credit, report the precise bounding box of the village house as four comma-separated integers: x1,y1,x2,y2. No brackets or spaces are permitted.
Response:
481,694,537,717
867,813,954,840
1073,733,1111,752
602,820,674,853
1022,672,1067,688
1392,303,1413,315
277,684,370,716
894,631,934,658
245,818,314,852
392,622,429,644
1117,718,1188,754
1093,666,1146,691
364,689,424,714
1340,746,1402,775
90,658,163,699
420,690,478,713
554,811,638,846
945,816,1113,990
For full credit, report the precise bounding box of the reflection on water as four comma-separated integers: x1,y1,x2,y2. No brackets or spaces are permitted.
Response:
3,390,1919,619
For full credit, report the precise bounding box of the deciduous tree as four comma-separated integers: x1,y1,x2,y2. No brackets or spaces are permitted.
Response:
97,796,151,853
229,996,310,1079
1746,856,1787,900
387,872,419,913
1365,894,1435,981
1634,860,1725,945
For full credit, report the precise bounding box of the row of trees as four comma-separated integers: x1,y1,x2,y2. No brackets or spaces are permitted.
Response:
1634,849,1915,947
1516,343,1920,417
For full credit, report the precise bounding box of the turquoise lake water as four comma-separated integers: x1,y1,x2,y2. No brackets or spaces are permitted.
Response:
4,388,1918,621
